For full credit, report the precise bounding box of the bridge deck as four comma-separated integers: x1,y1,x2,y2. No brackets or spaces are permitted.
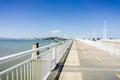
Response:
59,40,120,80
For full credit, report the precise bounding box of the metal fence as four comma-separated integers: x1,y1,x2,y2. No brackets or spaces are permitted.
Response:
0,40,72,80
76,38,120,57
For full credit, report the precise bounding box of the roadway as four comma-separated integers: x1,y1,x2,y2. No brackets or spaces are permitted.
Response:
59,39,120,80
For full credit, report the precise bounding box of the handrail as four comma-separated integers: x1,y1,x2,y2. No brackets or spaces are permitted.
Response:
0,41,65,65
101,39,120,43
0,40,72,80
0,50,49,76
76,38,120,57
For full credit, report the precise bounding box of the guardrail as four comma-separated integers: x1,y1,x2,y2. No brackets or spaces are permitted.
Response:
76,38,120,57
0,40,72,80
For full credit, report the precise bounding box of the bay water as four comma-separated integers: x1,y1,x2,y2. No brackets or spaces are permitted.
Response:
0,40,55,58
0,40,57,72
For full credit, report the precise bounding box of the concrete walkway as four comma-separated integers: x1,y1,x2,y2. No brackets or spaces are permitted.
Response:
59,40,120,80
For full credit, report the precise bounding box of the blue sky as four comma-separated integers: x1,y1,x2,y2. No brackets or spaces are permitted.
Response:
0,0,120,38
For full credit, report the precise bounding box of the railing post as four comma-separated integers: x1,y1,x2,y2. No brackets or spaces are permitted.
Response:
99,40,101,51
32,42,39,58
0,76,2,80
111,42,114,56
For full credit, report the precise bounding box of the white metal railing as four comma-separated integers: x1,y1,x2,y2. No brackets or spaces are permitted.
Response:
0,40,72,80
76,38,120,57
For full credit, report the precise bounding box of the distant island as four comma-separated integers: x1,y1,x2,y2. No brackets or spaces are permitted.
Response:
42,37,67,40
0,37,68,40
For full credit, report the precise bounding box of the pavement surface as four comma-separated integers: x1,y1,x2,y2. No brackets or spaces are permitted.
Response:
59,40,120,80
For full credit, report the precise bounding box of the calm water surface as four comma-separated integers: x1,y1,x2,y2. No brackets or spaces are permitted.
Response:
0,40,55,57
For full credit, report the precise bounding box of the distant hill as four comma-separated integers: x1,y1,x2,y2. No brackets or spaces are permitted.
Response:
42,37,67,40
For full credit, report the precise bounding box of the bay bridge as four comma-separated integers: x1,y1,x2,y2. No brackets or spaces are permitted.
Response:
0,38,120,80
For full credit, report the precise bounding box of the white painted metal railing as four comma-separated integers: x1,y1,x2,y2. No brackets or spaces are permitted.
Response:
76,38,120,57
0,40,72,80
